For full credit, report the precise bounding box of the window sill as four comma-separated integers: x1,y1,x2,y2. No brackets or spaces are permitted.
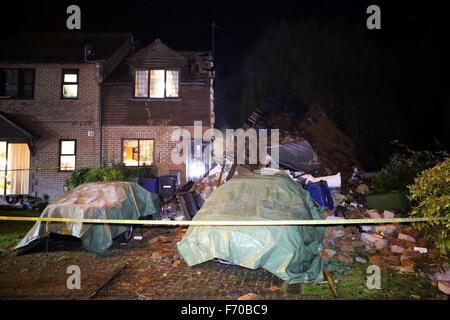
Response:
131,98,181,102
0,96,34,100
122,165,155,167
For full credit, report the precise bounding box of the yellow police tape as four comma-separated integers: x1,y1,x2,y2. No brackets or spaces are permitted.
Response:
0,216,448,226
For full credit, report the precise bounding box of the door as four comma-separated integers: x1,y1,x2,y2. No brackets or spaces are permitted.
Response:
0,142,30,195
185,139,212,182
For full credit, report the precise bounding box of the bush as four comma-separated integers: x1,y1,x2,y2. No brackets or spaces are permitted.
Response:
407,158,450,256
111,163,158,180
84,167,124,183
68,167,124,190
371,141,445,194
67,165,158,190
67,168,91,190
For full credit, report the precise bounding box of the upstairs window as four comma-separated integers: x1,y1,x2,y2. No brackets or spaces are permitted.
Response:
134,69,179,98
134,70,149,97
0,69,34,99
62,69,78,99
59,140,76,171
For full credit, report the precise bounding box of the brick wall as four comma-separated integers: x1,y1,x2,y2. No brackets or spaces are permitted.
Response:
102,125,211,183
0,62,101,199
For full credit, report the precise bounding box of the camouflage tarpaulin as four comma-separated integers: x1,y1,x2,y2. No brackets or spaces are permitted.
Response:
176,169,325,284
15,181,161,254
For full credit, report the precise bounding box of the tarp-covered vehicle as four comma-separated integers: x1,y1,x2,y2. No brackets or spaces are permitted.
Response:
15,181,161,254
176,169,325,284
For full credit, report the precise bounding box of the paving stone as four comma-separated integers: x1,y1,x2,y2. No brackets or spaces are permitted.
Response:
382,210,395,219
367,210,381,219
336,253,353,264
437,281,450,295
398,233,416,243
391,245,405,254
355,256,367,264
400,255,416,268
341,245,355,253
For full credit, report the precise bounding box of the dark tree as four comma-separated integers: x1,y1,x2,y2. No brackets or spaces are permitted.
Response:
237,17,450,170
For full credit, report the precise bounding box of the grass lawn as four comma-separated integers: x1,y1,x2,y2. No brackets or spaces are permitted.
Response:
298,259,440,299
0,207,42,249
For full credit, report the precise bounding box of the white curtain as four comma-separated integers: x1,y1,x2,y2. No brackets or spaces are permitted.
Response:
165,70,179,97
6,143,30,194
150,70,165,98
0,142,6,194
139,140,154,166
134,70,149,97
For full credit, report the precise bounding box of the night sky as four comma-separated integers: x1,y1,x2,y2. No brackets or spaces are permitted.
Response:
1,0,449,169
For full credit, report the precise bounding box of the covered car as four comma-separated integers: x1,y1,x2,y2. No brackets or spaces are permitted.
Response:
15,181,161,254
176,169,325,284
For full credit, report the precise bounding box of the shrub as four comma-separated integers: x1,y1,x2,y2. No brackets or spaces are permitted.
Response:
67,164,158,190
84,167,124,183
67,168,91,190
68,167,125,190
407,158,450,256
111,163,158,180
371,141,445,194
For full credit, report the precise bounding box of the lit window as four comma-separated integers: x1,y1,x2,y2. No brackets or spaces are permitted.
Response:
165,70,179,97
59,140,76,171
134,69,179,98
150,69,165,98
134,70,148,97
62,69,78,99
123,139,154,166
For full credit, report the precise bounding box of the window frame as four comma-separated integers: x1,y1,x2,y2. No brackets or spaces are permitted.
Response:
133,69,180,99
58,139,76,172
0,68,35,99
133,69,149,98
121,138,155,167
61,69,79,99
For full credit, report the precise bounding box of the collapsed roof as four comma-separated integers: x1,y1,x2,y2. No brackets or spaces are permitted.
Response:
245,104,362,175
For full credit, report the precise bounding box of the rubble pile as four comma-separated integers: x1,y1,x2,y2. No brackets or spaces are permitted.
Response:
319,208,432,275
191,163,254,200
158,162,254,221
247,104,361,176
159,202,185,221
245,104,374,207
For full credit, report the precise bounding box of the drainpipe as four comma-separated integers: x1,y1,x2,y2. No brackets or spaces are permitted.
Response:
99,80,103,167
83,45,106,168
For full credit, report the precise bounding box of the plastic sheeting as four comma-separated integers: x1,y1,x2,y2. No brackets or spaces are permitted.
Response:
15,181,161,254
176,169,325,284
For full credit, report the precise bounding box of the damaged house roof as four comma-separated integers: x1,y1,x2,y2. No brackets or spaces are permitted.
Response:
104,38,212,84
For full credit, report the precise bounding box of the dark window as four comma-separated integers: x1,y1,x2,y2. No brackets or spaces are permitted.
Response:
62,69,78,99
0,69,34,99
59,140,76,171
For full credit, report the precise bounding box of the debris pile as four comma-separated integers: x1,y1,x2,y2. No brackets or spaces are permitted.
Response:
244,104,376,208
319,208,433,275
246,104,360,173
158,162,255,221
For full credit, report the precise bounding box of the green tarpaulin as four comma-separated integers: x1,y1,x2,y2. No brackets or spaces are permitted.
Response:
15,181,161,254
176,168,325,284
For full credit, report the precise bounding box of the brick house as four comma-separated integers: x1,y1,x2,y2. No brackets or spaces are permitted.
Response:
0,33,214,200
